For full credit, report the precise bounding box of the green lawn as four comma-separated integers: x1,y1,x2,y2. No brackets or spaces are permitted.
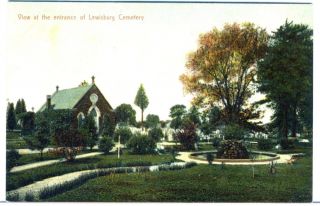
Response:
6,132,28,150
47,154,312,202
7,152,173,191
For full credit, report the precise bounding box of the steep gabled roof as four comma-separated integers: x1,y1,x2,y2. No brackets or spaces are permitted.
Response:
38,84,93,112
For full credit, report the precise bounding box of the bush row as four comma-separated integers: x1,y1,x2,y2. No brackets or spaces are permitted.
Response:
21,162,198,201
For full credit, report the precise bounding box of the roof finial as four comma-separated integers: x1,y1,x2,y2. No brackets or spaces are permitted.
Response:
56,85,59,92
92,75,95,84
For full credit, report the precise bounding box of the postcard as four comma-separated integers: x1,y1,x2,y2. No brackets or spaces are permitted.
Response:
1,0,317,203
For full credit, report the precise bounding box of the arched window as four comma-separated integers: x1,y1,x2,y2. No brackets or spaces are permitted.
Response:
77,112,85,128
88,106,101,132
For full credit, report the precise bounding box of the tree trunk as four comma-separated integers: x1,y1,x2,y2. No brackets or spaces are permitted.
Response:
141,109,144,129
291,104,297,137
283,105,289,139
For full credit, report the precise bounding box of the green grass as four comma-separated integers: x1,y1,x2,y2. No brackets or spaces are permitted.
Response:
7,152,173,191
15,153,61,166
47,154,312,202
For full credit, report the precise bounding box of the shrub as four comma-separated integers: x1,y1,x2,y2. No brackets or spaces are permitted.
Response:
174,120,198,150
206,153,214,165
113,126,133,144
216,140,249,159
24,191,35,201
222,124,245,140
257,138,273,150
280,138,295,150
148,127,164,142
126,132,156,154
98,136,115,154
7,150,21,172
212,138,221,147
6,192,19,201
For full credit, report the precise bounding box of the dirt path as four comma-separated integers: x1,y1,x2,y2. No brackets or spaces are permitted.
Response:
176,151,300,165
10,152,103,173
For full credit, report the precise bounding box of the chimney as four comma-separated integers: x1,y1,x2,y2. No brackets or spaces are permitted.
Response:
32,107,34,112
91,76,95,84
46,95,51,109
56,85,59,92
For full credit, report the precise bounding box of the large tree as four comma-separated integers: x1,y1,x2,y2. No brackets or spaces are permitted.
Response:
257,21,313,138
134,84,149,128
114,104,136,125
180,23,269,125
6,103,16,131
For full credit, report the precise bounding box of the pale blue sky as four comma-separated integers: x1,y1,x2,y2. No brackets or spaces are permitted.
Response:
5,2,312,122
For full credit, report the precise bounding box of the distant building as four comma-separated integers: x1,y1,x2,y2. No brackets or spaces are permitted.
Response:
38,76,113,133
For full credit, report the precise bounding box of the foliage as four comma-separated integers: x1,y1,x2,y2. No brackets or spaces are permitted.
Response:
7,153,172,191
24,191,35,201
212,138,221,147
169,104,187,130
148,127,164,142
102,112,116,137
222,124,245,140
20,112,35,136
145,114,160,128
206,153,214,165
217,140,249,159
7,150,21,172
6,103,16,131
113,126,133,144
181,22,268,125
185,106,201,126
23,113,50,159
134,84,149,127
257,138,273,150
126,132,156,154
82,114,98,150
174,119,198,150
257,21,313,138
114,104,136,125
98,136,115,154
50,109,86,161
15,99,27,116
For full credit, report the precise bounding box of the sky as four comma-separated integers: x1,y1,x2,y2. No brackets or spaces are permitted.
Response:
4,2,313,123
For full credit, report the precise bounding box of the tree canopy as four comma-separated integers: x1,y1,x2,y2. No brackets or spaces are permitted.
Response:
134,84,149,127
114,104,136,125
180,23,269,126
145,114,160,128
6,103,16,131
257,21,313,138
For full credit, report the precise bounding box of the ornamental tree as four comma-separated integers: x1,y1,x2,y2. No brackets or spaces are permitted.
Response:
134,84,149,128
180,22,268,125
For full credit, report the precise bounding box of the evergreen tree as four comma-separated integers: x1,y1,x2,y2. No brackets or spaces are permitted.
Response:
6,103,16,131
21,99,27,113
15,99,22,115
134,84,149,128
257,21,313,138
103,112,116,137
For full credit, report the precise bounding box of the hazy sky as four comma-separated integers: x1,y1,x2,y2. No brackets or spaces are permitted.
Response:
5,2,312,122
